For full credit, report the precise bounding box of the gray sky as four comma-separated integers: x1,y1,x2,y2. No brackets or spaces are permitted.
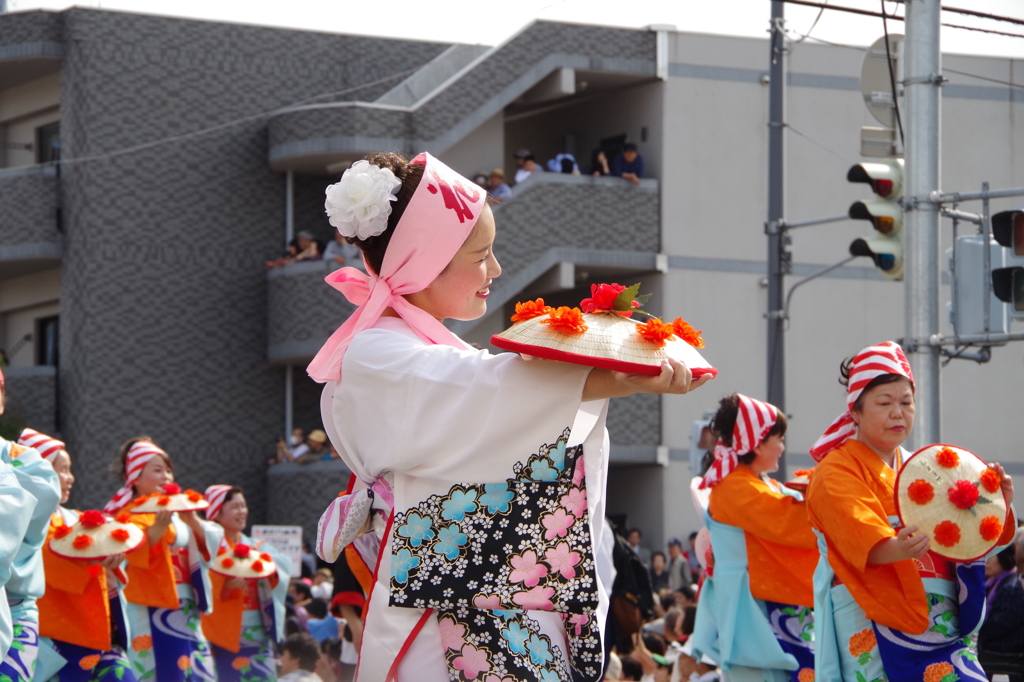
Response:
8,0,1024,59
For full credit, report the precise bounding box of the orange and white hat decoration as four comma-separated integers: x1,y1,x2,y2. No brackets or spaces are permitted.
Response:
809,341,914,462
49,509,144,560
699,394,778,489
103,441,167,514
129,483,210,514
18,428,65,462
204,485,232,522
213,541,277,580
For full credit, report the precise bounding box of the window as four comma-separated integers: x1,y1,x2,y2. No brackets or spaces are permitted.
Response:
36,316,59,367
36,122,60,164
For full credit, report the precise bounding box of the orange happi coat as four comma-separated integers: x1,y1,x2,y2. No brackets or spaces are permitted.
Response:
708,464,819,607
38,511,114,651
119,502,180,610
200,534,280,653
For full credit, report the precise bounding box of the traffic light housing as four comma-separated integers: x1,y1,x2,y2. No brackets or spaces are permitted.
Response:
847,159,904,280
991,209,1024,318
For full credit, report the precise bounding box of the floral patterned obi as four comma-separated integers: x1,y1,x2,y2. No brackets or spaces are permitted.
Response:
388,428,602,681
169,546,190,586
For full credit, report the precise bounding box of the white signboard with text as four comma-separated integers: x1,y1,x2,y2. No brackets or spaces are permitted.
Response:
251,525,304,578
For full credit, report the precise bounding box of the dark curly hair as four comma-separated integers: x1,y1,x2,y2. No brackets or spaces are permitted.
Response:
710,394,787,465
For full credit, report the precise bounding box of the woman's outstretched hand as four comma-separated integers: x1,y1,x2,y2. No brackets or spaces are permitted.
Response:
868,525,930,564
583,359,713,401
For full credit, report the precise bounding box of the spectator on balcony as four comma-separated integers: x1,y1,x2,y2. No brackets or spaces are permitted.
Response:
513,148,543,184
273,427,307,464
296,430,331,464
590,149,611,177
546,152,580,175
612,142,644,186
266,232,322,269
323,231,366,272
487,168,512,204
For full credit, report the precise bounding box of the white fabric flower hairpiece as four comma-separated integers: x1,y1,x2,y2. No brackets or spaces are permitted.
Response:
324,160,403,240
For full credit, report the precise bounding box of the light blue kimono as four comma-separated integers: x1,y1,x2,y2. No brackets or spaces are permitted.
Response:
0,442,36,661
691,485,814,682
0,438,61,681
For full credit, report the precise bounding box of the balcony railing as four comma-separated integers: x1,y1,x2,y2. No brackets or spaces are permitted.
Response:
266,260,356,364
0,166,61,268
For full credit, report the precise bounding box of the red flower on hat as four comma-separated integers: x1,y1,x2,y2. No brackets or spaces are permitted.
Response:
156,496,171,507
980,515,1004,542
581,283,628,313
636,318,676,348
980,468,1002,494
671,318,705,349
948,480,980,510
217,546,228,556
540,307,588,335
251,560,264,573
161,483,181,495
73,534,93,550
935,447,959,469
907,479,935,505
933,520,961,547
221,558,235,568
110,528,131,543
79,510,106,529
54,525,73,540
233,544,252,559
260,553,272,562
510,298,552,323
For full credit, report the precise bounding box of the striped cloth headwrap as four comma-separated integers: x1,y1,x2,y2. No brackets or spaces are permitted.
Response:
204,485,233,522
699,394,779,489
809,341,914,462
103,440,167,514
17,428,65,462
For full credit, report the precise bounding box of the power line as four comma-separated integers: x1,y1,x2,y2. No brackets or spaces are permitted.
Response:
792,0,828,43
942,5,1024,28
944,67,1024,89
777,0,1024,38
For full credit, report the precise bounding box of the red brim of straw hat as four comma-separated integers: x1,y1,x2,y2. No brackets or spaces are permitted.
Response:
129,492,210,514
491,312,718,377
896,443,1008,563
50,521,145,560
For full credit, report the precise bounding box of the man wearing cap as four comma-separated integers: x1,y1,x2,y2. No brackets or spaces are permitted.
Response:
513,148,543,185
612,142,644,186
296,430,330,465
487,168,512,204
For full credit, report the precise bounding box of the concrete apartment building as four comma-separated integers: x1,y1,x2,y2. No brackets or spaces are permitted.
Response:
1,8,1021,545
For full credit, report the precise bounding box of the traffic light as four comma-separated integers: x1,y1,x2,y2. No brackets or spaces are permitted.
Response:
847,158,904,280
946,235,1009,336
991,209,1024,319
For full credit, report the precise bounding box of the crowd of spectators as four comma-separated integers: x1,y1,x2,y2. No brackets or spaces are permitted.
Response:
271,427,342,466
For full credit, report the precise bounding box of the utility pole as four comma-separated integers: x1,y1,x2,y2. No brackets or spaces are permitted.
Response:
766,2,788,473
903,0,942,448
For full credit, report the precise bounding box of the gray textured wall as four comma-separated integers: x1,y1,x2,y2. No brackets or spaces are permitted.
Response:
267,460,351,545
0,168,59,247
48,8,449,519
2,367,57,438
267,260,358,362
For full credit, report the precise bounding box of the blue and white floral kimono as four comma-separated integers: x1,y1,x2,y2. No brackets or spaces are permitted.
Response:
0,438,61,682
318,317,613,682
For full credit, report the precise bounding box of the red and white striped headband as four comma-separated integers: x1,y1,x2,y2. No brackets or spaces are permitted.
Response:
809,341,914,461
18,428,65,462
204,485,233,522
699,394,778,489
102,441,168,513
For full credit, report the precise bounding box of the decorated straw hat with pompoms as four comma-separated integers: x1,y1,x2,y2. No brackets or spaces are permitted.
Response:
896,444,1008,562
49,510,145,560
128,483,210,514
491,283,717,377
211,542,277,579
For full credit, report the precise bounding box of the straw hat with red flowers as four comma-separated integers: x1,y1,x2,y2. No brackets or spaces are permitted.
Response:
212,542,277,579
49,510,145,560
128,483,210,513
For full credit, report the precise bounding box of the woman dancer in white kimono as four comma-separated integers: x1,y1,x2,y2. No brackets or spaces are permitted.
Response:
309,152,712,682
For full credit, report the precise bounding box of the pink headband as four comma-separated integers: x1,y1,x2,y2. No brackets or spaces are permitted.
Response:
700,394,778,489
17,428,65,462
204,484,232,522
809,341,914,461
307,153,485,383
102,441,167,513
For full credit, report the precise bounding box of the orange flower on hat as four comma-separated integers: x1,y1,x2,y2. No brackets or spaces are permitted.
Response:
54,525,73,540
232,657,251,671
78,654,101,670
947,480,979,510
933,520,961,547
540,307,588,335
79,510,106,529
798,669,815,682
73,534,93,550
847,628,876,657
116,513,132,524
132,635,152,652
907,479,935,505
510,298,551,323
980,515,1004,542
924,662,954,682
636,318,675,348
260,553,272,562
221,557,235,568
186,491,203,503
177,655,190,670
980,468,1002,494
252,560,264,573
217,546,228,556
110,528,131,543
671,318,705,349
793,469,814,478
935,447,959,468
156,496,171,507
